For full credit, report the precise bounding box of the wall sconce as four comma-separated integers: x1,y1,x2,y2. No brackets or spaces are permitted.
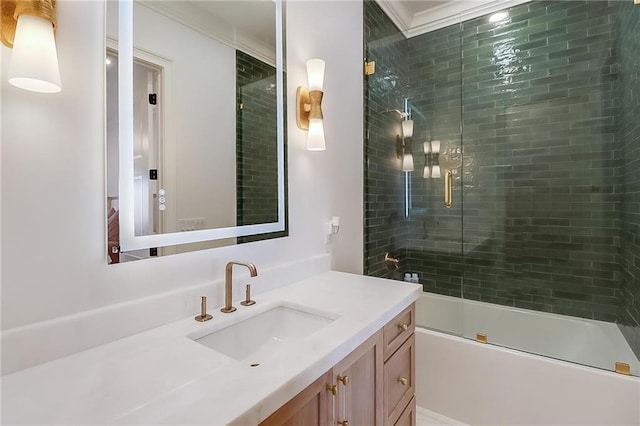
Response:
297,58,325,151
1,0,61,93
423,140,441,178
396,98,414,171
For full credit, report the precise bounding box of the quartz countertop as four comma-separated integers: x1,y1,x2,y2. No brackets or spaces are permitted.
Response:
1,271,421,425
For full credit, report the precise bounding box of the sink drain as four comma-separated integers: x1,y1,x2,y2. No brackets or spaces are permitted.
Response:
250,363,260,367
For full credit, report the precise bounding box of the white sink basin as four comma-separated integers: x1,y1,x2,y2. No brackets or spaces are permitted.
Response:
194,305,335,363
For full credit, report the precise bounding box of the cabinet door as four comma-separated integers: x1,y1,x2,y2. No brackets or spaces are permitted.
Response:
384,334,415,426
261,370,333,426
333,330,384,426
393,396,416,426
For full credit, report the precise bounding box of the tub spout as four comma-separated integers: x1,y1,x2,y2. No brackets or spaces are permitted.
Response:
384,252,400,270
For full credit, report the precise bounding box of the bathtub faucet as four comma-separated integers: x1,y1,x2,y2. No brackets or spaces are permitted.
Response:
384,252,400,270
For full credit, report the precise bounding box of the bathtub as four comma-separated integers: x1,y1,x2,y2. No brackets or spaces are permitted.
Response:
414,292,640,425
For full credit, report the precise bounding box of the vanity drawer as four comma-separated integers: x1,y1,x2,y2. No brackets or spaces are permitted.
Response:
394,396,416,426
383,303,415,360
384,334,415,426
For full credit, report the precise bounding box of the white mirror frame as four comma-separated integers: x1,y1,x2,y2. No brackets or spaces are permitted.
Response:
117,0,286,252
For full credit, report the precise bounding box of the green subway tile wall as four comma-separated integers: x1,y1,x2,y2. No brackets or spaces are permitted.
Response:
364,0,410,279
364,0,639,355
236,51,287,244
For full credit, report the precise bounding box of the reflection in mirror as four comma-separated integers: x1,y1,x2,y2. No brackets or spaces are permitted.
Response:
106,0,286,263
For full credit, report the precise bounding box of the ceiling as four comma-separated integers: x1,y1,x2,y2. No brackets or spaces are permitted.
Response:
379,0,532,38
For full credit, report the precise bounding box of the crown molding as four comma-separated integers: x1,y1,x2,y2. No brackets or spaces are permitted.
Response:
375,0,412,34
377,0,533,39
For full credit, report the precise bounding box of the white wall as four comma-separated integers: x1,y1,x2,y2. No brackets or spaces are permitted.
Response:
0,0,363,373
288,1,364,274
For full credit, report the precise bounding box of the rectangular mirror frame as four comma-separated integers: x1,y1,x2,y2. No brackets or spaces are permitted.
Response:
116,0,286,252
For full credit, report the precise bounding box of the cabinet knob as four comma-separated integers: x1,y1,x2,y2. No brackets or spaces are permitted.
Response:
337,375,349,385
398,376,408,386
326,384,337,396
398,323,409,331
338,421,349,426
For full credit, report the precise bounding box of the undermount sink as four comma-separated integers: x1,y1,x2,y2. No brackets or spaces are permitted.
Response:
193,305,336,363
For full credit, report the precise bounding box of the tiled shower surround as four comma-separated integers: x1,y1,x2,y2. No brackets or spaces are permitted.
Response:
364,0,639,355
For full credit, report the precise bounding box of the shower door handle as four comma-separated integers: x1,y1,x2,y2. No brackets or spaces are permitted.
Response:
444,170,453,208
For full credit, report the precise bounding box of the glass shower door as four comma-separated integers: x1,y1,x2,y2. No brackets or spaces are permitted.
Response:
363,1,464,336
405,21,464,336
459,0,640,375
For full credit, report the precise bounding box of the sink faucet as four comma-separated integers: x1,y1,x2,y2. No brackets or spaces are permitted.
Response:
221,261,258,313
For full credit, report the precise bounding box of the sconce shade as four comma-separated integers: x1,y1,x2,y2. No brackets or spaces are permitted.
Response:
431,164,441,178
423,165,430,179
423,141,431,154
307,118,326,151
402,120,413,139
431,140,441,154
298,58,326,151
306,58,325,91
7,14,61,93
402,153,414,172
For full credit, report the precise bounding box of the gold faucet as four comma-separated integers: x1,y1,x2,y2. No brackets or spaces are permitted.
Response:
221,261,258,313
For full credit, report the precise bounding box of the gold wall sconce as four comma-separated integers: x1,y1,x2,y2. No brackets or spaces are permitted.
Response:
296,58,326,151
1,0,61,93
423,140,441,179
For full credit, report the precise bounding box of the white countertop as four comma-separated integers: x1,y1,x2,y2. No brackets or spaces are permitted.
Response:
1,271,421,425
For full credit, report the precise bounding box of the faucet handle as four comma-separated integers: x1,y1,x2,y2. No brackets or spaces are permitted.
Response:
240,284,256,306
195,296,213,322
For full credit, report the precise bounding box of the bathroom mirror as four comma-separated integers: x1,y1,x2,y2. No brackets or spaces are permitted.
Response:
106,0,286,262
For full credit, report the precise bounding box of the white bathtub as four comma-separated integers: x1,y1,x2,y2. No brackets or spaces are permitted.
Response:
415,292,640,425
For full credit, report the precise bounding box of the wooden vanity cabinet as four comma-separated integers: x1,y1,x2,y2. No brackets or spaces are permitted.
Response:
260,370,333,426
332,330,384,426
261,303,415,426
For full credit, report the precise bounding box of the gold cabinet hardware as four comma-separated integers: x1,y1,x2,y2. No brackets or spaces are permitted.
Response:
326,384,337,395
194,296,213,322
398,323,409,331
337,375,349,385
476,333,487,344
615,362,630,375
398,376,408,386
444,170,453,208
338,421,349,426
364,61,375,76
